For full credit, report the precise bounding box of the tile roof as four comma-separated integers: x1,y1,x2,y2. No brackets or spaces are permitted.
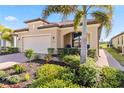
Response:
24,18,49,24
38,19,99,29
14,28,29,32
15,18,99,32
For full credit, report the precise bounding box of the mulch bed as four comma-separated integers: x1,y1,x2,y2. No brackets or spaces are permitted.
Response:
0,59,71,88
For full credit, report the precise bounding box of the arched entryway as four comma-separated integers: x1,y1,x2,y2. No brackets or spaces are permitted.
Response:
63,32,90,48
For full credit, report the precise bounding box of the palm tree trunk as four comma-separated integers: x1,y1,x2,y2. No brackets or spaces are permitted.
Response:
80,14,87,64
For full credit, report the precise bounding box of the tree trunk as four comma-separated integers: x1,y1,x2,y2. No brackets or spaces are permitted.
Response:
80,14,87,64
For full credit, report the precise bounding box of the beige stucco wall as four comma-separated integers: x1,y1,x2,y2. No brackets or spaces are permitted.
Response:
112,34,124,48
27,21,48,32
15,27,59,52
59,24,99,49
15,22,100,56
112,34,124,53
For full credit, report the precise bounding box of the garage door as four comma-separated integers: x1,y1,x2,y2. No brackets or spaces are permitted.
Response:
22,35,51,54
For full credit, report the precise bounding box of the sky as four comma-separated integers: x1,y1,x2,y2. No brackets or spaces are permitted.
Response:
0,5,124,41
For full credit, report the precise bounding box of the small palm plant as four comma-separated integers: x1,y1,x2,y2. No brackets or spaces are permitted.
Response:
25,49,35,62
44,54,52,63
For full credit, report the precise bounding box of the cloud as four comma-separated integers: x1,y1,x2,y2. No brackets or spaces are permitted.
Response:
4,16,18,21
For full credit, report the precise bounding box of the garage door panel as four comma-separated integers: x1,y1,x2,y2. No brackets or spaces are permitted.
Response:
23,35,51,54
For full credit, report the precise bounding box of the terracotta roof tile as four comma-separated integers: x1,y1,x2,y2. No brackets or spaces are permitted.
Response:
15,18,99,32
24,18,49,24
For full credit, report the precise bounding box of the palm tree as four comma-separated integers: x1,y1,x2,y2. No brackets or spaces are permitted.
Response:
0,26,14,47
42,5,113,64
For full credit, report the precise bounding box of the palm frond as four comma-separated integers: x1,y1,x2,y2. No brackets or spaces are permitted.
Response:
91,5,113,13
42,5,77,20
92,11,112,37
0,27,13,43
74,10,84,31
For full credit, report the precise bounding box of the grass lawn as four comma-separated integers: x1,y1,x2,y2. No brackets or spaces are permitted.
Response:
99,43,108,49
106,48,124,66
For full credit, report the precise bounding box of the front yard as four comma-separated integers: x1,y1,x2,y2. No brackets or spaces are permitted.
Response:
0,59,71,88
0,61,41,88
106,48,124,66
0,48,124,88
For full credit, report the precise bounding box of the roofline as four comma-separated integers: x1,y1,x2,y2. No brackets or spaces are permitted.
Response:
111,32,124,40
15,20,100,32
24,18,49,24
14,28,29,32
38,20,99,29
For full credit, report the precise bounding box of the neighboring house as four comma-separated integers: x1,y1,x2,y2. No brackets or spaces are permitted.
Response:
0,32,10,47
111,32,124,53
0,32,17,47
14,18,101,56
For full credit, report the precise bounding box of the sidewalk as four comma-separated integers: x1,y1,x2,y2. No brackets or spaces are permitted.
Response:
96,49,109,67
96,49,124,71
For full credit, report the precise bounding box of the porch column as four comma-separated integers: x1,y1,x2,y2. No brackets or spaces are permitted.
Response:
13,35,17,47
1,39,4,47
61,35,64,48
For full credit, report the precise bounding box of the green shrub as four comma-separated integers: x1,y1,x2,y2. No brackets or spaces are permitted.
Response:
88,49,96,58
30,79,80,88
6,75,21,84
36,64,68,79
63,55,80,67
44,54,52,63
48,48,54,54
60,70,75,81
57,48,80,55
87,57,96,63
24,73,30,81
8,47,19,54
30,64,77,88
68,48,80,55
57,48,67,55
100,67,124,88
13,64,26,74
78,61,100,87
25,49,35,62
34,54,40,60
1,47,19,54
0,71,6,80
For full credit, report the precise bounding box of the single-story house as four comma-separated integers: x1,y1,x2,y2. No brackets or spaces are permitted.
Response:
12,18,101,56
111,32,124,53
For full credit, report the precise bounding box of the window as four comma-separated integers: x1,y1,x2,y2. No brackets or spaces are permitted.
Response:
72,32,81,47
118,38,119,44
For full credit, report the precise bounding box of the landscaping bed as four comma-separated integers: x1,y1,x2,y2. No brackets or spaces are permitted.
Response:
0,61,42,88
0,59,74,88
1,48,124,88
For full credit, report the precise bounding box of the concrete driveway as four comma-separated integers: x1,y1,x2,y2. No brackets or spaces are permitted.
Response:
0,53,28,69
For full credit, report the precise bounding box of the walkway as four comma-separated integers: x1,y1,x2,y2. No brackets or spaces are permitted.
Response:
0,53,28,69
97,49,124,71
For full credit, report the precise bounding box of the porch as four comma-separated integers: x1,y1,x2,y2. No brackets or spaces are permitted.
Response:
63,32,91,48
60,28,99,57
